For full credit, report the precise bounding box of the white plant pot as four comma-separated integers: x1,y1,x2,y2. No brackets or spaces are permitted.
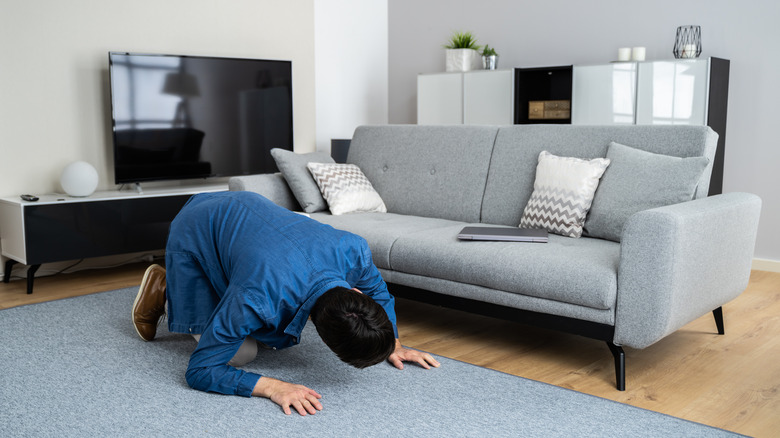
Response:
445,49,482,72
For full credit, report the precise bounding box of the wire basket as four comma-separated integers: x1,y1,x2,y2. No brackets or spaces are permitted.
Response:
673,25,701,59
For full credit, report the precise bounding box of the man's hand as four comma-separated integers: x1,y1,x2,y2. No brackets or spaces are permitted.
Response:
253,376,323,416
388,339,441,370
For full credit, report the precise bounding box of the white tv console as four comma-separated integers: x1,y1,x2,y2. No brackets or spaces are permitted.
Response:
0,183,227,294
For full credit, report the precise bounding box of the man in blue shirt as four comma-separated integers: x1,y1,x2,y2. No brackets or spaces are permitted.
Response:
132,191,439,416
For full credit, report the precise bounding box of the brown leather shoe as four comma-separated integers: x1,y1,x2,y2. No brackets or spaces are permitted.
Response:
132,264,167,341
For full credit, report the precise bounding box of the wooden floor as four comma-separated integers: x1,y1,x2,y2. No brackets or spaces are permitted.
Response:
1,264,778,437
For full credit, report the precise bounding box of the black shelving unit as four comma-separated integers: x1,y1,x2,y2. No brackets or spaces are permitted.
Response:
514,66,573,124
705,57,730,195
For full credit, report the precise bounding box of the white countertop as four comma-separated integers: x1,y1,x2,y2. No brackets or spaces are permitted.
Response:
0,183,228,206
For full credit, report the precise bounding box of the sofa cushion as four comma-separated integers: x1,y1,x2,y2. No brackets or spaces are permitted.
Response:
481,125,718,227
347,125,498,223
307,163,387,215
270,148,333,213
519,151,610,238
309,212,464,270
389,224,620,310
584,142,710,242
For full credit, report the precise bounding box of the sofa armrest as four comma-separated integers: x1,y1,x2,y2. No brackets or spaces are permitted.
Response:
614,192,762,348
228,173,300,211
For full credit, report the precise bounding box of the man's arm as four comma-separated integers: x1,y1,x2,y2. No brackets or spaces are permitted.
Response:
185,287,326,415
351,244,399,337
185,289,264,396
351,242,440,370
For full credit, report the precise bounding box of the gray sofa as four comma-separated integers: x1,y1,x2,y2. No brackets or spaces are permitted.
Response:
229,124,762,390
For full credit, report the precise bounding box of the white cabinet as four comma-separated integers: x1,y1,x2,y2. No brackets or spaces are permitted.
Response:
0,184,226,294
571,63,637,125
572,58,717,127
571,57,729,194
417,73,463,124
418,58,728,194
463,70,515,125
635,59,710,125
418,69,514,125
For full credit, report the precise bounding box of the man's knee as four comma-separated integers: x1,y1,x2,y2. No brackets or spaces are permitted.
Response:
228,338,258,367
191,335,258,367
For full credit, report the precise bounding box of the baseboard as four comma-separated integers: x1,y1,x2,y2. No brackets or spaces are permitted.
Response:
752,258,780,273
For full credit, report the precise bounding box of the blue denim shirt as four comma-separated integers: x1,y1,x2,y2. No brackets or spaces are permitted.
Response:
165,191,397,397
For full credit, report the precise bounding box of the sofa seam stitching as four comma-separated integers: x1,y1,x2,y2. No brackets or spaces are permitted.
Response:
477,128,501,224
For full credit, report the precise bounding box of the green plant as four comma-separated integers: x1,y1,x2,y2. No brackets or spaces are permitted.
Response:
443,31,481,50
482,45,498,57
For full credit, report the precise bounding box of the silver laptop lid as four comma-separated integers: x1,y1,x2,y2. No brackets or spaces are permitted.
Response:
457,226,548,243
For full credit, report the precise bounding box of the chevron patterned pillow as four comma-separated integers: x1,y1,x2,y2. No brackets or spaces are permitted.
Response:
520,151,610,238
306,162,387,215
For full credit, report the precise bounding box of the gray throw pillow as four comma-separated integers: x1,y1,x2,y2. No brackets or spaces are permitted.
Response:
583,141,709,242
271,148,335,213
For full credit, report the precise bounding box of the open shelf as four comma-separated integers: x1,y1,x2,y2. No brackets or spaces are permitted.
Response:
514,66,573,124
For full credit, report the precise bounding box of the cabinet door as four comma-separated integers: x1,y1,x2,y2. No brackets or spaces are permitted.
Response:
463,70,514,125
23,196,192,264
417,73,463,124
571,63,637,125
0,201,26,263
636,59,709,125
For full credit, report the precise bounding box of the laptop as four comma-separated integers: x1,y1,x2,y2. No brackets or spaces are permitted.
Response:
457,226,548,243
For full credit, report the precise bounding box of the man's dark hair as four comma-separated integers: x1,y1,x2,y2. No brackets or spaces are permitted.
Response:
310,287,395,369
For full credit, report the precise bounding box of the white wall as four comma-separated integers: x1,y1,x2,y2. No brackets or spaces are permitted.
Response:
314,0,388,153
0,0,316,197
389,0,780,263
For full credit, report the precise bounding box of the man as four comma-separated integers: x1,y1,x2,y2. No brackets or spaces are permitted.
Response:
132,191,439,416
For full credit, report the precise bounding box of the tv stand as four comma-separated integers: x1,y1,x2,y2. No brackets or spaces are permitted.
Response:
134,182,144,194
0,183,226,293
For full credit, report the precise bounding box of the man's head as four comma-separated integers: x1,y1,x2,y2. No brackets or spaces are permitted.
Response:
310,287,395,369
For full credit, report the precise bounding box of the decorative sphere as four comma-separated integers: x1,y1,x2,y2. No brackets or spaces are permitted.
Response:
60,161,99,197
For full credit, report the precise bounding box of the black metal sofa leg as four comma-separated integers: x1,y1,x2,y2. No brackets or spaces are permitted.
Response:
604,307,724,392
607,342,626,391
713,306,725,335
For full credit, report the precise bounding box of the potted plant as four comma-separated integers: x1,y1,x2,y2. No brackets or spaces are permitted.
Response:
482,45,499,70
443,31,483,72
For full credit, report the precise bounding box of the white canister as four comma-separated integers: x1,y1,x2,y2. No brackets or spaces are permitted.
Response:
631,47,646,61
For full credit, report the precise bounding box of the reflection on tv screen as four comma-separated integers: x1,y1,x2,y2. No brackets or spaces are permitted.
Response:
109,52,293,184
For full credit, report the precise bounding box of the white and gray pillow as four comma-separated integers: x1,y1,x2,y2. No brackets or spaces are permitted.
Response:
520,151,610,238
306,162,387,215
583,141,709,242
270,148,334,213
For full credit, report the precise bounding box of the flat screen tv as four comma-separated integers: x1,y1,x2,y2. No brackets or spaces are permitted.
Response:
109,52,293,184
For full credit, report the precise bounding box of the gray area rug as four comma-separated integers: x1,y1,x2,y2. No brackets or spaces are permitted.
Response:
0,288,741,437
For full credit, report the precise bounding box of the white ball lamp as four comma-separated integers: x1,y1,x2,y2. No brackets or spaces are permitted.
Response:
60,161,99,197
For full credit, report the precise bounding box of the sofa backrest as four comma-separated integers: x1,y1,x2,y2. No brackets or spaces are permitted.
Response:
480,125,718,226
348,125,498,222
348,124,717,226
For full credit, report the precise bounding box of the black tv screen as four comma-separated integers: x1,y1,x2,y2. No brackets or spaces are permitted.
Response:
109,52,293,184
